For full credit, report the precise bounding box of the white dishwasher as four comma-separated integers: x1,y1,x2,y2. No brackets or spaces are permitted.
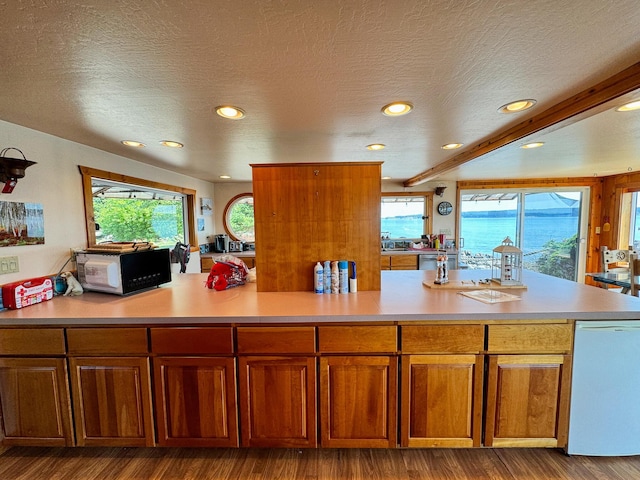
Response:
568,320,640,456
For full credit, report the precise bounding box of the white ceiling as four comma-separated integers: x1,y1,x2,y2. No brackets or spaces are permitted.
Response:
2,0,640,186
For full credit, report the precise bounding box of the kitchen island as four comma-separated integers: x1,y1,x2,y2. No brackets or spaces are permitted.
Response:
0,270,638,450
1,269,637,324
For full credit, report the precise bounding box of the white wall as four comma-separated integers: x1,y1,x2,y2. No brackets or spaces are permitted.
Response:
0,120,216,283
213,181,253,237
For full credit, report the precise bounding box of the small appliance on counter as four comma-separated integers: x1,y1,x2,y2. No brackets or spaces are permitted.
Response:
212,234,229,253
228,240,242,252
76,248,171,295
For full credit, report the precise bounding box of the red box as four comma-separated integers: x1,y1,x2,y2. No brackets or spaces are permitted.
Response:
2,276,54,309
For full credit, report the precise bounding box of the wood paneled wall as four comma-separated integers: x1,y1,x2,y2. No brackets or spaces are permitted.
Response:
252,162,381,292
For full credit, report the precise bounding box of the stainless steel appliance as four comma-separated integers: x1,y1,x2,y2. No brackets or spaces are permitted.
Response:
76,248,172,295
228,240,242,252
419,252,458,270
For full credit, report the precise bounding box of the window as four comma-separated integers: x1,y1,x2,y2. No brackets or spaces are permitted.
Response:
459,189,587,281
623,191,640,251
223,193,255,242
80,166,196,247
381,193,431,239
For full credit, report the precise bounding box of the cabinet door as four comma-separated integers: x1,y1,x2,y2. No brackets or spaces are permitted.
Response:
390,255,418,270
485,354,571,448
0,358,74,446
400,355,483,447
153,357,238,446
69,357,154,446
238,356,317,447
320,356,397,448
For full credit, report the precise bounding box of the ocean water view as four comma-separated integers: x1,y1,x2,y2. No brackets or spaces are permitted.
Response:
381,214,579,257
460,216,578,258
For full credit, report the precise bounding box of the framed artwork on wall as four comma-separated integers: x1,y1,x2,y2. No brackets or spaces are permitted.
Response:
200,197,213,216
0,201,45,246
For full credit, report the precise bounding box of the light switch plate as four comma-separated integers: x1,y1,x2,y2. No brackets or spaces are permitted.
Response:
0,256,19,274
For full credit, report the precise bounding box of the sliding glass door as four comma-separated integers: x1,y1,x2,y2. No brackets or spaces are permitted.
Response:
460,189,587,281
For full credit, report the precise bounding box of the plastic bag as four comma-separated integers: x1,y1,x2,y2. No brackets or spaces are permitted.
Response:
205,256,249,291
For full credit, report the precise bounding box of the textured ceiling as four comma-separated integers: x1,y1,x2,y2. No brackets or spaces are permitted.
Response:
2,0,640,185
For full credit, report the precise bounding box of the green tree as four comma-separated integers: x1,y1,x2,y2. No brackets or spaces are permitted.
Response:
230,202,254,241
535,234,577,280
94,198,183,245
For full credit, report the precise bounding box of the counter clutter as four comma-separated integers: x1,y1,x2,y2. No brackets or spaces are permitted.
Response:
0,270,638,451
1,269,638,322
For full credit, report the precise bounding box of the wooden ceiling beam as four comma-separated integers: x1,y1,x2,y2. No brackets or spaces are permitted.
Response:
404,61,640,187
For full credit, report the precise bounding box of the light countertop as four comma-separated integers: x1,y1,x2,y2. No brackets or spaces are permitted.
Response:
1,270,638,326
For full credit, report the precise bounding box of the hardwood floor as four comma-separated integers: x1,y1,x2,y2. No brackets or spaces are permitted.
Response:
1,447,640,479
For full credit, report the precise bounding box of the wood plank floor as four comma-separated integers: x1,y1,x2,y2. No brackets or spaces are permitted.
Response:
2,447,640,480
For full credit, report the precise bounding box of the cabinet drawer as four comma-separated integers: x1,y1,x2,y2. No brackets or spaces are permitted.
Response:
67,328,149,355
402,325,484,353
237,327,316,354
201,257,214,272
381,256,391,270
390,255,418,270
0,328,66,355
318,326,397,353
151,327,233,354
487,324,573,353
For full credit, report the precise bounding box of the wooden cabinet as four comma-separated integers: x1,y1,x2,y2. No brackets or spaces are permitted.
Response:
318,326,397,448
238,356,317,448
237,327,317,447
201,255,255,272
153,357,238,447
400,325,484,447
201,256,214,272
151,327,238,447
484,323,573,448
0,328,73,447
67,328,155,447
320,355,397,448
0,358,74,446
252,162,382,291
390,254,418,270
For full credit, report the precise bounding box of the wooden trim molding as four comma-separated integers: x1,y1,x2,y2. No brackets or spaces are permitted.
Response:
222,192,253,241
79,166,197,247
405,61,640,186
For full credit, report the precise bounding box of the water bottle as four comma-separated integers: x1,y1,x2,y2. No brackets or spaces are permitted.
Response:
314,262,324,293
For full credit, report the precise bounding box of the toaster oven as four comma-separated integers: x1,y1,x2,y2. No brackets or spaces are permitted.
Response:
76,248,172,295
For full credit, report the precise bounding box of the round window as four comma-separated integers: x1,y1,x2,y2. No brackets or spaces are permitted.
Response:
223,193,255,242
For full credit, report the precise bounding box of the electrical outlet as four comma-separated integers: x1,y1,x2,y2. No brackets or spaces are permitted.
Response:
0,256,19,274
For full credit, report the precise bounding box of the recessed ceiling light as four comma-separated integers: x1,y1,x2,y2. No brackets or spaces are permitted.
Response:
381,102,413,116
367,143,386,150
382,176,392,180
121,140,145,148
219,175,232,179
616,100,640,112
441,143,463,150
160,140,184,148
498,99,537,113
521,142,545,149
215,105,246,119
